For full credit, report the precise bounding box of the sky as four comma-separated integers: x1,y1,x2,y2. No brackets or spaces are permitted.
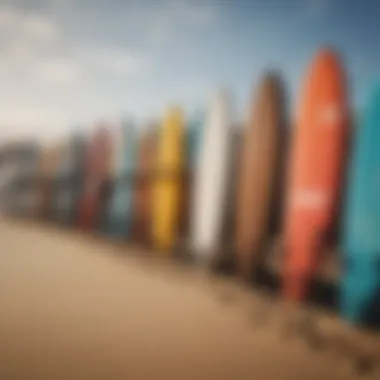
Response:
0,0,379,142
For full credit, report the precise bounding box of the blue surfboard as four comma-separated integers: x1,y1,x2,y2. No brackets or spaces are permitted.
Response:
106,120,137,239
341,82,380,326
178,113,203,239
186,113,204,169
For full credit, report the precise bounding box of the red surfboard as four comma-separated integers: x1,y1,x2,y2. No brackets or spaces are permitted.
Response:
283,48,349,301
77,126,112,230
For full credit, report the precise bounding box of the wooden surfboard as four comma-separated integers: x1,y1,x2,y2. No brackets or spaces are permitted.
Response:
106,120,137,239
77,126,112,230
132,127,157,245
235,73,287,281
152,106,185,252
283,48,349,301
191,89,233,263
341,82,380,326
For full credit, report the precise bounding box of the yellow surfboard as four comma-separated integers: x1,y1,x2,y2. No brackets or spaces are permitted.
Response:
152,106,185,252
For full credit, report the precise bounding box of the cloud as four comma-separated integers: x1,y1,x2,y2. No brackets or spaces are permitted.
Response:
0,101,69,141
0,5,58,44
147,0,219,46
78,46,148,77
0,0,219,142
99,51,146,76
0,2,149,87
0,4,61,78
303,0,333,17
36,58,80,83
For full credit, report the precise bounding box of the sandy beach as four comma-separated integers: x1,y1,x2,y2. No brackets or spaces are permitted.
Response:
0,218,375,379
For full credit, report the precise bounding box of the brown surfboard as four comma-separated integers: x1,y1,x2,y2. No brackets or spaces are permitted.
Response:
37,144,62,220
131,127,157,245
77,126,112,230
235,72,287,281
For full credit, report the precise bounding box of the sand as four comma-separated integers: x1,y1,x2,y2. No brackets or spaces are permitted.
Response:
0,218,376,380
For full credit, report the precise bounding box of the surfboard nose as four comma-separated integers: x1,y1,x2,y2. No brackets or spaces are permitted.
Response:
312,46,342,68
305,47,346,95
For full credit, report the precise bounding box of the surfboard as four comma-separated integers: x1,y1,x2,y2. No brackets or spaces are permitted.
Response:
97,124,120,232
178,114,204,245
191,89,233,263
54,133,87,225
52,140,70,222
7,141,40,217
0,144,18,214
152,106,185,252
341,82,380,326
38,144,62,220
283,48,349,301
132,127,157,245
235,73,287,281
208,125,242,273
187,113,204,169
97,127,118,232
106,120,137,239
37,146,51,219
68,134,87,224
77,126,112,230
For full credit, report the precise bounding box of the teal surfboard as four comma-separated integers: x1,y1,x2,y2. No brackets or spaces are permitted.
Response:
54,133,86,225
106,120,137,239
341,82,380,326
187,112,204,169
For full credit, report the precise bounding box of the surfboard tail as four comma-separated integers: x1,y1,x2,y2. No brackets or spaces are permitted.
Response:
283,243,321,301
283,272,310,301
341,257,380,326
106,216,125,239
236,250,255,282
235,234,263,280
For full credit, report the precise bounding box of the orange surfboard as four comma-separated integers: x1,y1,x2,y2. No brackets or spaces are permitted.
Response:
132,128,157,245
283,48,349,301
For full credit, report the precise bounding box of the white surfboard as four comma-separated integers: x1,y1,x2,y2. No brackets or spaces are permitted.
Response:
191,89,233,262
